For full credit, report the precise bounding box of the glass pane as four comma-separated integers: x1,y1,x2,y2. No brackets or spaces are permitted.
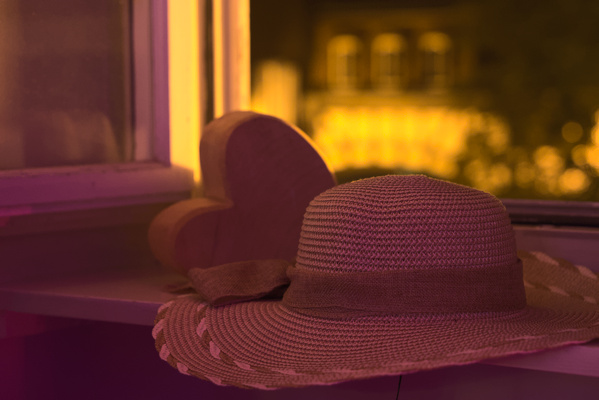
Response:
0,0,132,170
250,0,599,201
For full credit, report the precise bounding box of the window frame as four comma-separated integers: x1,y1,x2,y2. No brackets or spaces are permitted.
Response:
504,199,599,227
0,0,201,219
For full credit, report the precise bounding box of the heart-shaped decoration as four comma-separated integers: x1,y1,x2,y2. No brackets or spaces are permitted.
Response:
149,111,336,275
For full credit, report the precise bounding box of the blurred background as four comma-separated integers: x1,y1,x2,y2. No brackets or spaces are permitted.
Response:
250,0,599,201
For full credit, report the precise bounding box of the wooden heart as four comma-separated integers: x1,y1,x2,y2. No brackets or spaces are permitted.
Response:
149,111,336,275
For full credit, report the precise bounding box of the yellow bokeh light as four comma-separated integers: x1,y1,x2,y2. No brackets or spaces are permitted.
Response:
586,145,599,170
486,118,510,154
592,125,599,145
418,32,452,53
462,160,511,193
307,105,599,197
571,144,588,167
372,33,406,54
464,159,485,183
561,121,584,143
533,146,564,176
515,161,536,188
490,163,513,189
312,105,509,184
558,168,590,194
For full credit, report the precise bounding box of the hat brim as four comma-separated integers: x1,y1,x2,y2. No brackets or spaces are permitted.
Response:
153,251,599,389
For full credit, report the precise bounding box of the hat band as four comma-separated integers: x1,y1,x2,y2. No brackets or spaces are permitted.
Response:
282,261,526,317
187,258,526,317
187,259,291,306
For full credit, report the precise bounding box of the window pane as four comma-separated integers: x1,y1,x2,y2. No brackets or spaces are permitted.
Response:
0,0,132,170
251,0,599,201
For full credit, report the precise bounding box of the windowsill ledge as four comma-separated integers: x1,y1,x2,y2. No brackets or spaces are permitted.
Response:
0,256,598,378
0,266,184,326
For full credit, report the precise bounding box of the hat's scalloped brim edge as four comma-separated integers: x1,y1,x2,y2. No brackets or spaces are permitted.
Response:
153,251,599,389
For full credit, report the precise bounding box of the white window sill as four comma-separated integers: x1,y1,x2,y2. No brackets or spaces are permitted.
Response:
0,265,180,326
0,224,598,378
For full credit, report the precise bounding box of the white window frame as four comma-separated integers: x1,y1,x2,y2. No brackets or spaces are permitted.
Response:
0,0,250,218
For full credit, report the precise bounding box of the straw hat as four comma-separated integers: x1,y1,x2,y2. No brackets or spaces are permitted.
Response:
153,175,599,389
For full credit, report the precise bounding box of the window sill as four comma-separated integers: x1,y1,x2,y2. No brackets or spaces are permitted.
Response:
0,225,598,377
0,265,184,326
482,340,599,378
0,264,597,378
0,162,194,212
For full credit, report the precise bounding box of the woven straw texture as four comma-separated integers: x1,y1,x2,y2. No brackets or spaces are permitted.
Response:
297,175,516,273
153,175,599,389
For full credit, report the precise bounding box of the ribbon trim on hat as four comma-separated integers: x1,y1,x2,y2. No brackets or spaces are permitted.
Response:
187,259,527,316
188,260,290,306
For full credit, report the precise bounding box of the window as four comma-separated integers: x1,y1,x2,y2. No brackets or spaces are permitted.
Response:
418,31,452,89
0,0,200,222
371,33,408,91
0,0,132,170
327,35,363,91
251,0,599,225
0,0,250,318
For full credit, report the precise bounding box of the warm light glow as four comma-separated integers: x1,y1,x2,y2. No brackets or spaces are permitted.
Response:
327,35,362,90
559,168,590,194
371,33,406,89
418,32,452,53
585,145,599,170
213,0,251,117
515,161,536,188
592,124,599,146
312,106,509,185
168,1,201,187
213,0,223,116
418,31,452,88
533,146,564,176
569,113,599,175
372,33,406,54
532,146,567,195
308,104,599,196
571,144,587,167
251,60,300,125
561,121,583,143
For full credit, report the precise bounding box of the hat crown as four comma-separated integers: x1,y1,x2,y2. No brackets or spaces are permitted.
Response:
296,175,518,273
